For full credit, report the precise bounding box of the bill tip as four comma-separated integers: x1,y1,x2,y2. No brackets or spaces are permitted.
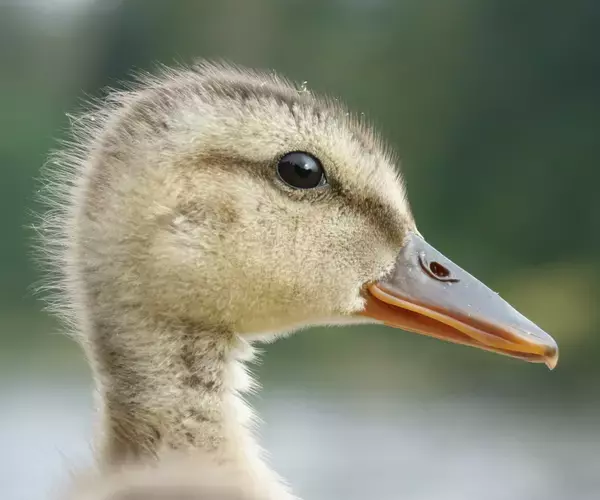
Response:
544,350,559,370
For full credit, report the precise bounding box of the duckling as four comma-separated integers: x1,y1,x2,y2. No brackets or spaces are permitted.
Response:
40,61,558,499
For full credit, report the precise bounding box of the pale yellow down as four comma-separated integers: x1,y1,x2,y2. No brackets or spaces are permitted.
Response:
41,62,417,499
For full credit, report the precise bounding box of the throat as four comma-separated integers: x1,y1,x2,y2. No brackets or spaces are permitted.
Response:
90,316,254,466
87,314,296,499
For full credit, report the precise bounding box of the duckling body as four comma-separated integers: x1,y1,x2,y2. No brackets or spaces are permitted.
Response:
41,62,557,499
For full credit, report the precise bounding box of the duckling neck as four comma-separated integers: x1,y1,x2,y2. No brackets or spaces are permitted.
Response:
89,312,294,499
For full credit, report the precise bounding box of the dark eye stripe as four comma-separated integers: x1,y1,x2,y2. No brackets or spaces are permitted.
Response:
276,152,327,190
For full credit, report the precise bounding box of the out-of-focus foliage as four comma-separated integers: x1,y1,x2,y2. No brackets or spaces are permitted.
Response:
0,0,598,394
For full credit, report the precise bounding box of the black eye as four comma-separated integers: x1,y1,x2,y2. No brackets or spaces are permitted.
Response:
277,152,327,189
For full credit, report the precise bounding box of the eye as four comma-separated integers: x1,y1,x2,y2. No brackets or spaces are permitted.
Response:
276,152,327,189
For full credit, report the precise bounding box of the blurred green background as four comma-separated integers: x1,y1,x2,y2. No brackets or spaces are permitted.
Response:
1,1,599,499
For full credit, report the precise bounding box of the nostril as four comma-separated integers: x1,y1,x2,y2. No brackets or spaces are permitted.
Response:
429,261,450,278
418,253,459,283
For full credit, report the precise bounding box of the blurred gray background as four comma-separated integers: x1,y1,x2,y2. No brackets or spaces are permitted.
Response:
1,1,599,499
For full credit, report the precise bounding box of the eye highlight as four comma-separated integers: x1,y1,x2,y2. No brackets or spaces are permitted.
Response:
276,152,327,189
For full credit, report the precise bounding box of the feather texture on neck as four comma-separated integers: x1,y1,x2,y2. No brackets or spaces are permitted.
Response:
89,311,293,498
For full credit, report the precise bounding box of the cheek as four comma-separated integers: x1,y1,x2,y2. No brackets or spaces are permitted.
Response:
285,217,396,314
147,190,398,329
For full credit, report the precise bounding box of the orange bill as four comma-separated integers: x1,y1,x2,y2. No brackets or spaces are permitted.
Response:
360,232,559,369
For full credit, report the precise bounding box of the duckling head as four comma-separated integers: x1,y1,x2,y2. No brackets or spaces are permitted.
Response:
72,62,557,366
